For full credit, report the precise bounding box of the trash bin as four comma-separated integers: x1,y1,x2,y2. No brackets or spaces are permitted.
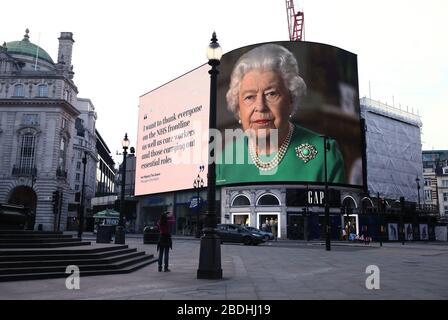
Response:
96,225,115,243
143,225,159,244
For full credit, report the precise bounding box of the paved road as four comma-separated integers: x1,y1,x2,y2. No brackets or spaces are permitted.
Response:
1,236,447,300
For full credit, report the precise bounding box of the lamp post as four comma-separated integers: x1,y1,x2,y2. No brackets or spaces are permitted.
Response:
197,32,223,279
321,135,331,251
115,133,130,245
416,176,421,210
377,192,383,247
78,151,87,239
193,166,205,238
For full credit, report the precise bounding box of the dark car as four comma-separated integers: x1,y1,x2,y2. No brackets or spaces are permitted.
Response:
245,226,274,241
215,224,264,245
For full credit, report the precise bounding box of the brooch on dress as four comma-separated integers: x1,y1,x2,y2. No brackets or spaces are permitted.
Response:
295,143,317,163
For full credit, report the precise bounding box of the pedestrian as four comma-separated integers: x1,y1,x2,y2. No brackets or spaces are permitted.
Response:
272,219,278,241
157,211,175,272
363,225,370,245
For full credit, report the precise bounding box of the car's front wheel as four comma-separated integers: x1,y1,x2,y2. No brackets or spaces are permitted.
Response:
263,235,269,242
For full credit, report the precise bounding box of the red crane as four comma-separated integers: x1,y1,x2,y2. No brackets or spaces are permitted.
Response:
285,0,305,41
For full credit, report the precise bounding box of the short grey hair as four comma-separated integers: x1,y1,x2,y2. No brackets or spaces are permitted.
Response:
226,43,307,115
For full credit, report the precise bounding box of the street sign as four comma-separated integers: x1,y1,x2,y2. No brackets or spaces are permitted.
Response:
189,196,202,209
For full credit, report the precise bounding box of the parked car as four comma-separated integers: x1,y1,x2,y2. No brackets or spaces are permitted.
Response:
245,226,274,241
215,224,264,245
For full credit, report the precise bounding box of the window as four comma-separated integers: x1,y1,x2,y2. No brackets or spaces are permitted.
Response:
424,179,432,187
19,134,36,169
231,195,250,207
14,84,24,97
76,161,81,170
64,90,71,102
75,118,85,137
58,138,67,171
445,206,448,215
22,114,39,125
76,173,80,181
442,180,448,188
443,167,448,175
424,190,432,202
75,184,79,191
61,118,67,129
444,193,448,202
38,84,48,97
257,194,280,206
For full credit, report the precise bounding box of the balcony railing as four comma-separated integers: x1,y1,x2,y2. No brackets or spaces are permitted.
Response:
56,168,67,178
12,166,37,177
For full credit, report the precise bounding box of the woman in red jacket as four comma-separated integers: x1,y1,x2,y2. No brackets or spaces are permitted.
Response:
157,211,175,272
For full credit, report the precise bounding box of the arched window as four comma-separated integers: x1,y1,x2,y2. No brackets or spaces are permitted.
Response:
361,197,374,213
14,84,24,97
231,195,250,207
342,196,357,215
257,194,280,206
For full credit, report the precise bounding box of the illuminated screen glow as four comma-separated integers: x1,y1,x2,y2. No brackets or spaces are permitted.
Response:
135,41,364,196
136,65,210,196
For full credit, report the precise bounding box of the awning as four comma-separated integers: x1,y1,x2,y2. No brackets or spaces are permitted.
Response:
93,209,120,219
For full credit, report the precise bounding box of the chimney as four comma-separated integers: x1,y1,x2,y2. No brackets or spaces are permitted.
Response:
57,32,74,68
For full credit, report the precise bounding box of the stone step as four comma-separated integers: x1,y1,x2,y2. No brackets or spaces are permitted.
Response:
0,247,135,262
0,257,157,282
0,230,63,235
0,238,82,244
0,234,73,239
0,254,155,275
0,241,91,249
0,251,144,268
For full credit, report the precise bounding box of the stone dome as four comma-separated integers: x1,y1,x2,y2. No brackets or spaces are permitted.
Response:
4,29,54,64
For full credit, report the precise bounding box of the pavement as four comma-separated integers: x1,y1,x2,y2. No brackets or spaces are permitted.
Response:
1,233,448,300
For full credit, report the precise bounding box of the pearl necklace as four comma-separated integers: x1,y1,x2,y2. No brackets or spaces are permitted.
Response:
248,123,294,171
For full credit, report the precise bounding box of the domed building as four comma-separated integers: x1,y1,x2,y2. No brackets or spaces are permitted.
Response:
0,29,98,231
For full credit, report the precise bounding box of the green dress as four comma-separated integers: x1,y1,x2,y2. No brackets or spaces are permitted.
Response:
216,124,346,185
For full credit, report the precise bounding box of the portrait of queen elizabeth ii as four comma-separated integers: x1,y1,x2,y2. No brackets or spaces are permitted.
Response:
216,43,347,185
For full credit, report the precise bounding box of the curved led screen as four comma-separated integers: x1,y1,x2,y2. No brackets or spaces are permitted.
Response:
135,41,363,196
216,41,363,187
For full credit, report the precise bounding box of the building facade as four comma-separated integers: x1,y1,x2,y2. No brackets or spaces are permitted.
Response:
422,150,448,220
361,97,424,204
91,130,117,226
66,98,98,230
0,30,80,231
0,30,109,232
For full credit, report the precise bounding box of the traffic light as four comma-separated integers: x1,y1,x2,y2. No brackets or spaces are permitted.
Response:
52,191,60,214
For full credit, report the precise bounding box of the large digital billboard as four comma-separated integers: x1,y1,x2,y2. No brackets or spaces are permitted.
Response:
136,41,363,196
136,65,210,196
216,41,363,187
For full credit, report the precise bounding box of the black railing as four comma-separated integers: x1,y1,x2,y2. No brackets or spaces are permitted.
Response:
56,168,67,178
12,166,37,176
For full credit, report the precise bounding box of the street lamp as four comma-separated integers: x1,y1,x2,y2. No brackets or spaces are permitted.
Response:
193,166,205,238
416,176,421,210
78,151,87,239
321,135,331,251
197,32,223,279
115,133,130,245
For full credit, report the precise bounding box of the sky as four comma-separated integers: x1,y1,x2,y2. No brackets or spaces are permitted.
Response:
2,0,447,166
